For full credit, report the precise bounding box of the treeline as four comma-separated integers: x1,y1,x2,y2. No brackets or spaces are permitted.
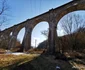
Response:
56,27,85,53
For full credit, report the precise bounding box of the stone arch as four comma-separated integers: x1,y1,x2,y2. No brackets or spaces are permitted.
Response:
56,1,85,23
10,32,13,36
16,27,25,51
0,30,12,49
21,20,50,52
31,20,49,31
2,29,13,49
17,27,25,43
9,25,26,50
56,10,85,53
57,10,85,36
30,20,49,30
53,2,85,52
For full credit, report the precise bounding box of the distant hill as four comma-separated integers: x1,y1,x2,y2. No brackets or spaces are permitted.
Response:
37,40,47,49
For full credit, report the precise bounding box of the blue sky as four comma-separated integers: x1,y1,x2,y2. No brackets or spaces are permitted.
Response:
2,0,71,29
1,0,85,47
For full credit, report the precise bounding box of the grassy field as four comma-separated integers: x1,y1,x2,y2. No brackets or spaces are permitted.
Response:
0,54,39,70
0,53,78,70
0,51,85,70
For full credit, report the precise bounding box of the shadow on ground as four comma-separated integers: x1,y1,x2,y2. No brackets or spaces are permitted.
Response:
6,53,79,70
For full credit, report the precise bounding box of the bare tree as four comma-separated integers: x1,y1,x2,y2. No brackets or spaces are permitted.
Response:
0,0,10,49
41,29,49,39
60,13,85,35
0,0,9,29
41,13,85,37
59,13,85,52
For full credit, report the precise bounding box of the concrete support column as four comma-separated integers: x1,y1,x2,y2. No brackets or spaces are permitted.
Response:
8,31,18,50
48,23,57,54
20,35,25,52
23,27,32,52
5,32,12,49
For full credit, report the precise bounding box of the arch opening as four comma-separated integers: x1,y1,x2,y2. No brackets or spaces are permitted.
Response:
57,10,85,36
10,32,12,36
31,21,49,50
14,27,25,51
56,10,85,53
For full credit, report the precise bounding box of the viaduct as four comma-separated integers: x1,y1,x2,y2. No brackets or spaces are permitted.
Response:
0,0,85,54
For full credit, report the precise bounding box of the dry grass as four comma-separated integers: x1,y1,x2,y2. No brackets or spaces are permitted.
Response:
0,49,6,54
0,51,85,70
64,52,85,70
28,48,46,54
0,54,39,69
0,53,74,70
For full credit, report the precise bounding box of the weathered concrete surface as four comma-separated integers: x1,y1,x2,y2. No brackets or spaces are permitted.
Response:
0,0,85,54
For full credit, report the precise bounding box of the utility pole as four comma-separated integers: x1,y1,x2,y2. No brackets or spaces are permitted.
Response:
35,39,37,48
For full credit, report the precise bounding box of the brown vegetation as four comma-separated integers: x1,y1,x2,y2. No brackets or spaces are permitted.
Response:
28,48,46,54
56,28,85,53
0,54,39,70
